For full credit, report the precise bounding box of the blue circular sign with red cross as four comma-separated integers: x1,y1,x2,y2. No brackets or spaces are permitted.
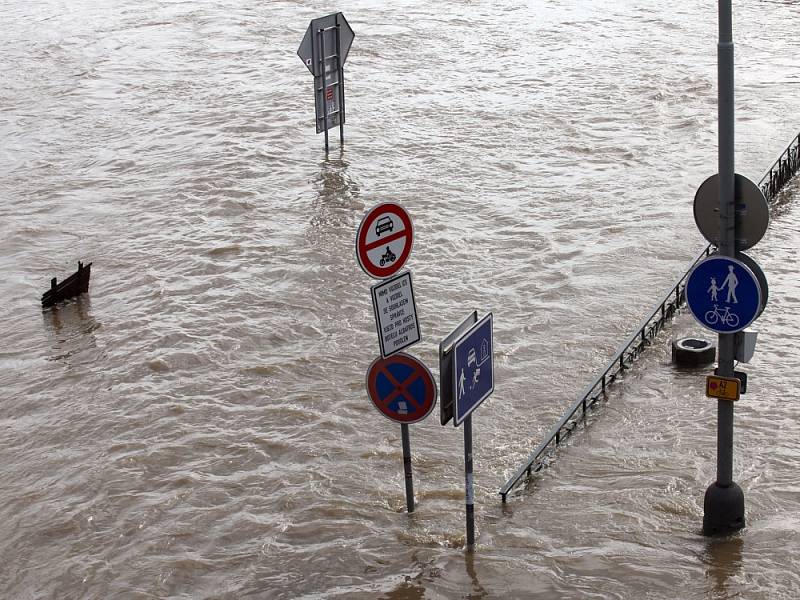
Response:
366,353,437,424
355,202,414,279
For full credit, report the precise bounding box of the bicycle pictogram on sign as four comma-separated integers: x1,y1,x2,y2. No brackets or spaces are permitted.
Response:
685,255,762,334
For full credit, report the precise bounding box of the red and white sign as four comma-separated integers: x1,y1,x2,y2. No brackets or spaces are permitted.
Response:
355,202,413,279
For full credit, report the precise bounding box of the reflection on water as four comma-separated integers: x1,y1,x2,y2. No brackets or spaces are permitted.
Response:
464,551,488,600
316,152,358,204
703,536,744,597
308,152,362,248
379,580,426,600
42,295,100,364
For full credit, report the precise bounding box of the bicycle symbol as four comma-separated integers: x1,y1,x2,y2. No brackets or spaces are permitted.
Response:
704,304,739,328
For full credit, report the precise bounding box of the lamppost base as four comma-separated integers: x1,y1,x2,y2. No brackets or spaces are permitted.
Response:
702,481,745,536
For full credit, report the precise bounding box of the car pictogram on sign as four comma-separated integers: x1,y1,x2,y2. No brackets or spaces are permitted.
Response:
355,202,414,279
375,216,394,236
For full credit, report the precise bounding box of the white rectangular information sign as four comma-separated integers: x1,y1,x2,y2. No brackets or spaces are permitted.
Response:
370,271,421,357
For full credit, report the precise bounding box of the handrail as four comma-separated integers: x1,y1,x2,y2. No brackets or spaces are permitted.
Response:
500,131,800,502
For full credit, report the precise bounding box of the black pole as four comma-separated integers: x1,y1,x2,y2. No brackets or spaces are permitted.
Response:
335,16,345,147
401,424,414,513
464,415,475,550
703,0,745,536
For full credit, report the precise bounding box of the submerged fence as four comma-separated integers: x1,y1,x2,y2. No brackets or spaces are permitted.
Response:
500,132,800,503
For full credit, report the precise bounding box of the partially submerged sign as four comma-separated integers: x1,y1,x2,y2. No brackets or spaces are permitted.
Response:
297,13,355,144
371,271,420,357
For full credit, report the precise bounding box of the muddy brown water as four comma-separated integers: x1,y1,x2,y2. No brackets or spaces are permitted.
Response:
2,1,800,598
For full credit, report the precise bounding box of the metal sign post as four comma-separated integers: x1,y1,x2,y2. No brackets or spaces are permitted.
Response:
442,312,494,550
297,13,355,151
696,0,743,536
358,202,435,515
401,424,414,513
365,353,438,513
463,415,475,548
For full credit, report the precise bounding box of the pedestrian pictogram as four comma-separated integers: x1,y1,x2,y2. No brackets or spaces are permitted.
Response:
366,353,437,424
356,202,414,279
686,255,763,334
453,313,494,426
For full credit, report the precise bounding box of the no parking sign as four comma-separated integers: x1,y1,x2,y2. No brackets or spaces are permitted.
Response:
365,353,437,424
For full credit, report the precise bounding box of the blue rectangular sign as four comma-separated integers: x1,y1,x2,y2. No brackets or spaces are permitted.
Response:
453,313,493,426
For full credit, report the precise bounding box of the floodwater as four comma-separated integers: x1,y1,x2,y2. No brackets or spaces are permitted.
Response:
1,0,800,598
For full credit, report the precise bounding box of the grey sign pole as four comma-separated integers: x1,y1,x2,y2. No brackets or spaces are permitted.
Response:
334,14,345,146
703,0,745,536
401,424,415,513
297,13,354,152
317,26,329,152
463,415,475,550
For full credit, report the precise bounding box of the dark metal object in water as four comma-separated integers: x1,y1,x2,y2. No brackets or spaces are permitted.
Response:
41,261,92,308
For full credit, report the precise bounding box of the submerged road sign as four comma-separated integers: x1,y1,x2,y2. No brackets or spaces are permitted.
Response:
453,313,494,426
366,353,437,424
297,13,355,143
356,202,414,279
371,271,421,357
686,255,763,334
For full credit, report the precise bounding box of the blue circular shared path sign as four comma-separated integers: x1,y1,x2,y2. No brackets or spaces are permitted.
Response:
686,255,762,334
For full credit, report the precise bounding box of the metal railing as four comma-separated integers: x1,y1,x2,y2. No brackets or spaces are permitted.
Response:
761,133,800,202
500,132,800,503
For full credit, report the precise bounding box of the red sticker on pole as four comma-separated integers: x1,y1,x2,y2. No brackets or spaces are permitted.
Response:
355,202,413,279
366,353,437,424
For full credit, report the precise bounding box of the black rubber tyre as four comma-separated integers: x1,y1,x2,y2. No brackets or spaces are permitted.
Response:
672,337,716,367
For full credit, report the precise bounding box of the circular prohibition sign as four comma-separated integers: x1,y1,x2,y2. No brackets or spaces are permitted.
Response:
365,352,437,424
355,202,414,279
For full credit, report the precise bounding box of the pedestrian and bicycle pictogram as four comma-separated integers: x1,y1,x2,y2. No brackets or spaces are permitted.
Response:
686,255,763,334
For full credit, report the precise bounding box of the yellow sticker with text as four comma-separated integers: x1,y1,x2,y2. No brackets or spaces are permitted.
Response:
706,375,741,401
